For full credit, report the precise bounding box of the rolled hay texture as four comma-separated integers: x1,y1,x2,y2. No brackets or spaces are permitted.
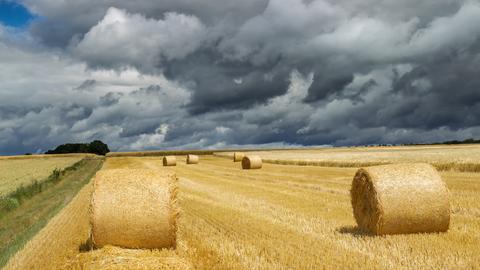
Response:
163,156,177,166
91,169,178,249
233,152,245,162
242,155,263,170
351,163,450,235
186,154,199,164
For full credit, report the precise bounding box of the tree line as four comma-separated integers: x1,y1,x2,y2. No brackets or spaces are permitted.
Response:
45,140,110,156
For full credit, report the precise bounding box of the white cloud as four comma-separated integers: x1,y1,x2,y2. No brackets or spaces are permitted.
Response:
73,7,207,72
311,2,480,61
129,124,169,150
0,31,192,154
219,0,480,65
406,2,480,55
243,70,313,124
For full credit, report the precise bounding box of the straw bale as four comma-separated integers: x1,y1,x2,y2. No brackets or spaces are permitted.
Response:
91,169,178,248
242,156,262,170
233,152,245,162
350,163,450,235
186,154,199,164
163,156,177,166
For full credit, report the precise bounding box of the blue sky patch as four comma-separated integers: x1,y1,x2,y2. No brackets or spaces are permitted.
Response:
0,1,36,28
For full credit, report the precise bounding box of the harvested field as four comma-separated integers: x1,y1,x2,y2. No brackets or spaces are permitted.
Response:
0,156,86,196
106,150,215,157
65,246,192,270
214,144,480,172
7,154,479,269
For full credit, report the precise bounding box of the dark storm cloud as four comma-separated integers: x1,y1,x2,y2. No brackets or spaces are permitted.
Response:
305,73,354,102
336,79,377,104
99,92,122,106
2,0,480,155
390,52,480,130
163,49,290,113
119,119,161,138
74,79,96,91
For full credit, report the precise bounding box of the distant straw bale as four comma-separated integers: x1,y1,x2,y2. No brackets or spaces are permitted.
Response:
242,156,262,170
351,163,450,235
91,169,178,249
233,152,245,162
186,155,199,164
163,156,177,166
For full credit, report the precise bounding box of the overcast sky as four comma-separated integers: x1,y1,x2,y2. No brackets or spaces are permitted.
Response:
1,0,480,154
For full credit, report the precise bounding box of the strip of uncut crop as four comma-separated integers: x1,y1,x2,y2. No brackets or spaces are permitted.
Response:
0,156,84,196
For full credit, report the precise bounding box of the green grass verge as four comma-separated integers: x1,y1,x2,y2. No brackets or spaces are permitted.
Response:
0,157,104,268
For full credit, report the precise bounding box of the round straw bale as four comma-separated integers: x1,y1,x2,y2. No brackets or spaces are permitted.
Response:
91,169,178,249
233,152,245,162
163,156,176,166
351,163,450,235
242,155,262,169
186,154,199,164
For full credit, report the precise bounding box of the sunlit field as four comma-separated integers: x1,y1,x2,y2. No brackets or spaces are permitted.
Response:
5,148,480,269
215,144,480,172
0,156,85,196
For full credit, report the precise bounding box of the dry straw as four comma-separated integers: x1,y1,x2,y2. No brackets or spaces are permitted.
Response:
350,163,450,235
163,156,177,166
233,152,245,162
242,156,262,170
186,154,199,164
91,169,178,249
65,245,193,269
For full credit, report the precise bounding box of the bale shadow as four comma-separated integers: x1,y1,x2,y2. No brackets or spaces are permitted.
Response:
337,226,373,237
78,236,94,252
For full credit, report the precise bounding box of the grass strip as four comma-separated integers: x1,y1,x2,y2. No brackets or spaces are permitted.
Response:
0,158,103,268
0,159,85,213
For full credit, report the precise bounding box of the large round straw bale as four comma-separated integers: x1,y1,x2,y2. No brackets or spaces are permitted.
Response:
186,154,199,164
163,156,176,166
242,155,262,169
91,169,178,249
233,152,245,162
351,163,450,235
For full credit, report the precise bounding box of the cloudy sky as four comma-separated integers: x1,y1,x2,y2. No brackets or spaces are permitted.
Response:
1,0,480,155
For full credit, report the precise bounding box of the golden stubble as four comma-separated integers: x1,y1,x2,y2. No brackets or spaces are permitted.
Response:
6,152,480,269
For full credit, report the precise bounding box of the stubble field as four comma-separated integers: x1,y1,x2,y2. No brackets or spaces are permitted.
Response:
215,144,480,172
4,149,480,269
